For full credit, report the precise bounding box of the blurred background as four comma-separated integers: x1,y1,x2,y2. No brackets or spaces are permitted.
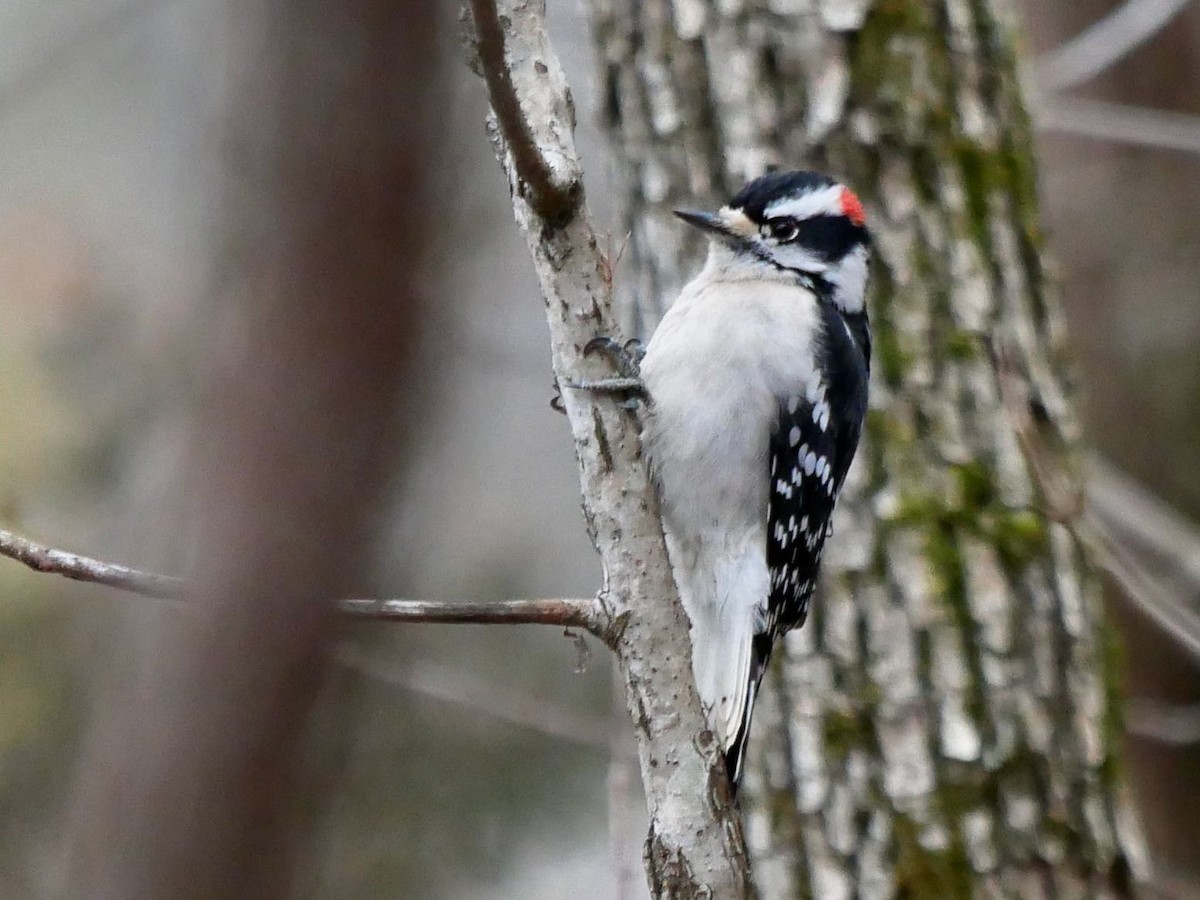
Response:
0,0,1197,897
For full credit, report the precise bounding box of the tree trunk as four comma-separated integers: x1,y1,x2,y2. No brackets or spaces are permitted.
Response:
63,2,442,896
589,1,1140,896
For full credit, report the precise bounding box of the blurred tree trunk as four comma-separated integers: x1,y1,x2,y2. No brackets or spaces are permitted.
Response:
63,2,442,897
590,1,1139,896
1023,4,1200,894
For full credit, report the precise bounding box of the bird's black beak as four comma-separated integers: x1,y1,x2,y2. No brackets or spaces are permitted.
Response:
674,209,727,236
674,207,758,248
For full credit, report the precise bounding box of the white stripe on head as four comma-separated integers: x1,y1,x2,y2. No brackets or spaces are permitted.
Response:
762,184,845,221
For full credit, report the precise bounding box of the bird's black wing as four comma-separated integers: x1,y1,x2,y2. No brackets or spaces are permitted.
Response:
766,304,869,635
727,306,868,787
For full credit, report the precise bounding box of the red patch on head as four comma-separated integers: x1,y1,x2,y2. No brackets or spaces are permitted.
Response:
840,188,867,226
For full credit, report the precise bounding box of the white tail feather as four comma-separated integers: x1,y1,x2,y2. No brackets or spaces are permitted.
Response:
668,531,768,759
690,603,756,752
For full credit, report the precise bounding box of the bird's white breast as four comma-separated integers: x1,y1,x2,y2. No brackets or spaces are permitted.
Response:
641,272,822,543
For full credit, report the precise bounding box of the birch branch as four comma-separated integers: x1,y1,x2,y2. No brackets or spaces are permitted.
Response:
464,0,753,895
0,525,609,633
1033,95,1200,156
993,345,1200,662
1034,0,1193,91
0,527,187,599
467,0,577,220
337,597,610,641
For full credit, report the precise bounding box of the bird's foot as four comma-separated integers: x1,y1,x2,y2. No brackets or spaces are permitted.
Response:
585,336,645,379
563,337,647,410
559,336,652,410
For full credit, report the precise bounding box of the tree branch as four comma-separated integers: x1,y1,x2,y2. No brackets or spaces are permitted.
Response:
466,0,579,221
993,345,1200,662
466,0,753,895
1034,0,1193,91
336,596,611,642
0,527,187,599
0,526,608,634
1033,95,1200,156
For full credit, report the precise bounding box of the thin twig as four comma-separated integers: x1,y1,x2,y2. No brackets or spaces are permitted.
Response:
1087,521,1200,662
1088,455,1200,593
0,528,187,599
991,343,1084,523
468,0,578,220
0,526,608,635
991,346,1200,662
333,642,627,753
1126,696,1200,746
1035,0,1193,91
337,596,610,642
1034,95,1200,156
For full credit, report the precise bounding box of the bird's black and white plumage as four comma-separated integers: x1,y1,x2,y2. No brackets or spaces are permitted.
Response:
639,170,871,787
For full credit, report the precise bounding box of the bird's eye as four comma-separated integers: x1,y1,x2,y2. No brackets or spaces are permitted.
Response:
764,219,800,242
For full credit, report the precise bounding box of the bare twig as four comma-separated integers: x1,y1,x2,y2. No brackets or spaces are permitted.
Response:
1034,0,1193,91
333,643,627,752
337,596,610,642
1126,697,1200,746
992,343,1085,523
992,346,1200,662
0,526,610,635
0,528,187,599
1087,522,1200,662
1034,95,1200,156
1088,455,1200,595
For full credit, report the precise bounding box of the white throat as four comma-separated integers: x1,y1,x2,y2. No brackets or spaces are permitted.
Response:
698,239,869,315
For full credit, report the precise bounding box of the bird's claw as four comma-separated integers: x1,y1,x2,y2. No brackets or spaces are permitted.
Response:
554,375,645,411
584,336,645,379
550,383,567,415
565,376,646,410
554,335,648,410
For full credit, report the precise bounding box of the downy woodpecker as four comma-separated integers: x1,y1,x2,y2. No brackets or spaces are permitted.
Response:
638,170,871,787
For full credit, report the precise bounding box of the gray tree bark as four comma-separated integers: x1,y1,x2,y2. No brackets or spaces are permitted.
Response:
589,1,1141,896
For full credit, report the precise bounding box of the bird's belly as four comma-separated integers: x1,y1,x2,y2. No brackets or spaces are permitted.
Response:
644,364,771,540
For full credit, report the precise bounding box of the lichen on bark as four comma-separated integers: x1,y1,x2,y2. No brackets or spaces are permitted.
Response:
588,0,1138,896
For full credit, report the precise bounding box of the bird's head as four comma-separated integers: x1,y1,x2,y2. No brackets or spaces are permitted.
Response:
676,170,870,315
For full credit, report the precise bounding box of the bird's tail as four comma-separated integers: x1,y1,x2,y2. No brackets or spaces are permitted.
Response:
668,532,772,791
722,631,774,789
685,588,772,791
